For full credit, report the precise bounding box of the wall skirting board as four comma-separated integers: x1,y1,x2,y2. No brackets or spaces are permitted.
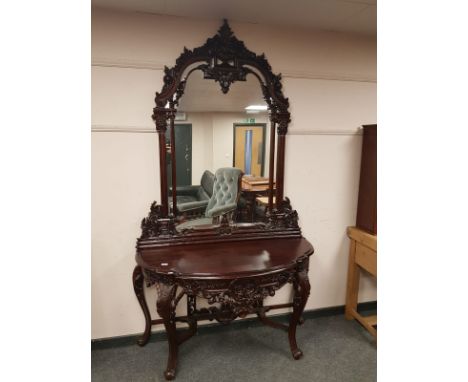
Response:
91,301,377,350
91,125,363,136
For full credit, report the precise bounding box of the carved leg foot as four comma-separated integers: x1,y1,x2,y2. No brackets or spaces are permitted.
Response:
157,283,178,381
164,369,176,381
288,260,311,360
132,266,152,346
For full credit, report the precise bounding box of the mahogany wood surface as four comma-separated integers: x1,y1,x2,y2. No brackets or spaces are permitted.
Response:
132,20,315,380
134,237,314,380
137,237,313,277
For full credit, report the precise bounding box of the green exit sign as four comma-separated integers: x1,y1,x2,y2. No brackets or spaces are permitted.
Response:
245,118,255,123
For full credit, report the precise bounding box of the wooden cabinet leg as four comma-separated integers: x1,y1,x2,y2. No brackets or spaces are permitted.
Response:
345,240,360,320
132,266,152,346
156,283,178,381
288,262,311,360
187,295,198,334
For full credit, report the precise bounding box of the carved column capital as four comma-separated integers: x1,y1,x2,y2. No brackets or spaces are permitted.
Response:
276,111,291,135
152,107,176,132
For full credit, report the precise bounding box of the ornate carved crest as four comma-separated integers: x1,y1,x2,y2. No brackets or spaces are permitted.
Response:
266,197,300,229
140,201,177,239
152,19,290,125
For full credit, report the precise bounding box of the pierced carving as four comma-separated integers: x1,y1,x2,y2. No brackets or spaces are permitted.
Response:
178,271,294,320
143,268,176,287
140,201,177,239
141,263,306,325
154,19,289,117
203,63,248,93
266,197,300,230
139,19,299,244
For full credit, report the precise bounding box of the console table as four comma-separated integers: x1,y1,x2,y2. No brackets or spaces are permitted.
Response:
133,237,314,380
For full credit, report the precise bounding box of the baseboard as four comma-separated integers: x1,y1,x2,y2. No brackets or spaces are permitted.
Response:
91,301,376,351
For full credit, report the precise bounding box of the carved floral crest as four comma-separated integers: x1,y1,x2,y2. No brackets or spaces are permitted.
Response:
152,19,290,135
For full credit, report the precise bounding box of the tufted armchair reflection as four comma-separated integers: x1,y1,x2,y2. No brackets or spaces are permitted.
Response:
176,167,243,230
170,170,214,217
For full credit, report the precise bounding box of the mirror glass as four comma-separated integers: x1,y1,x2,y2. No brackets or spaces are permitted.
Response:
167,69,276,229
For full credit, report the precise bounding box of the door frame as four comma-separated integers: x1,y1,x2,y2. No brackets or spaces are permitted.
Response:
232,123,267,177
167,123,192,187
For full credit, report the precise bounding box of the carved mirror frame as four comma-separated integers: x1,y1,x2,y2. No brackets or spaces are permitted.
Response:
138,20,301,248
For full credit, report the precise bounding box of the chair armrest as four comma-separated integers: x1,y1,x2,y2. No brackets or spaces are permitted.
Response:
205,202,237,218
177,200,209,213
170,185,200,197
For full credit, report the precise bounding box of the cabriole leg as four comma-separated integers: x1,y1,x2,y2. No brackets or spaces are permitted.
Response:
132,266,152,346
157,283,178,381
288,263,311,360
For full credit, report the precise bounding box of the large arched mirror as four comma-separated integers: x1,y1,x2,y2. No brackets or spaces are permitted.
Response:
167,68,276,228
139,20,300,244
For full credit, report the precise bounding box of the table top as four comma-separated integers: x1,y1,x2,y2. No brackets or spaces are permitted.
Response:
241,176,275,192
256,196,276,205
136,237,314,278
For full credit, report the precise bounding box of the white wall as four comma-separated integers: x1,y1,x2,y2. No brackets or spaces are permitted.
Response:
92,7,377,340
184,112,269,183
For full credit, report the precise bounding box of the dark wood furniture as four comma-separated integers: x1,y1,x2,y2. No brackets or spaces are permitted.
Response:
132,20,315,380
356,124,377,234
134,238,313,380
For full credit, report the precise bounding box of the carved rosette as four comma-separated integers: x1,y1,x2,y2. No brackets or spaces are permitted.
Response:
203,64,248,94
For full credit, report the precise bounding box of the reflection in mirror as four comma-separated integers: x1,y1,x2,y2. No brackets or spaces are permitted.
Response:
167,70,275,229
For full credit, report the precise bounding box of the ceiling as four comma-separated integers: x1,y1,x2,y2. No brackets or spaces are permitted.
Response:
92,0,377,36
178,70,266,113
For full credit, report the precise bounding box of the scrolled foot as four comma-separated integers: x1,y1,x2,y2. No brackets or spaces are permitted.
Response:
164,369,176,380
292,348,303,360
299,317,305,325
137,336,149,347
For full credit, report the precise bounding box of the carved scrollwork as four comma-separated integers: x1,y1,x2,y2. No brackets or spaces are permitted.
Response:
138,20,301,244
154,19,289,117
140,201,177,239
203,63,248,94
141,256,310,327
143,268,176,287
266,197,300,230
152,107,176,132
176,271,295,319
